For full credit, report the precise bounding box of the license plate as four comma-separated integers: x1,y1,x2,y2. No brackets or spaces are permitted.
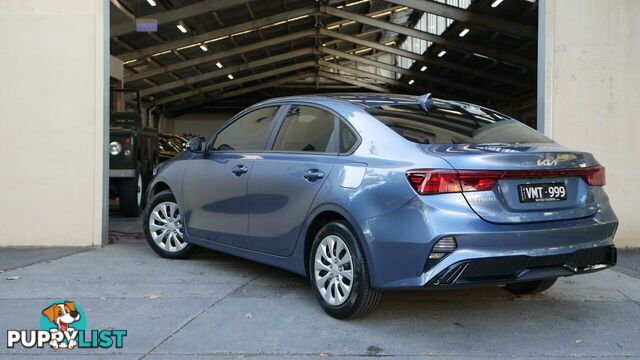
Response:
518,183,567,203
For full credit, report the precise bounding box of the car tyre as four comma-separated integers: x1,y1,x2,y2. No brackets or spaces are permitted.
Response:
309,220,382,319
503,278,557,295
143,190,195,259
119,162,144,217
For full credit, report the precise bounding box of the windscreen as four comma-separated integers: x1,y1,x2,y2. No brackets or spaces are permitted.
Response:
366,101,552,144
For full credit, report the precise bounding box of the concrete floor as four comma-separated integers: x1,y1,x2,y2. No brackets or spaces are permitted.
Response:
1,216,639,359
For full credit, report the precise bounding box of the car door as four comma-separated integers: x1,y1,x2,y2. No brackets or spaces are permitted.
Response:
181,106,281,249
247,104,339,256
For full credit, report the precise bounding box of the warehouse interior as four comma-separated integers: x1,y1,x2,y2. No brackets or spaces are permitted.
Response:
110,0,538,136
0,0,637,248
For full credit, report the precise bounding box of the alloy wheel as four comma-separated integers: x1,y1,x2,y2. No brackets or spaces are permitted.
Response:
148,201,186,252
314,235,354,306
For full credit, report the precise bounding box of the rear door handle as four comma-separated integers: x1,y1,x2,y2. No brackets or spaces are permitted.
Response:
303,169,325,182
231,165,248,176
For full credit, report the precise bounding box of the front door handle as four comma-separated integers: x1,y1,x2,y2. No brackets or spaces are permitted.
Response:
231,165,248,176
303,169,325,182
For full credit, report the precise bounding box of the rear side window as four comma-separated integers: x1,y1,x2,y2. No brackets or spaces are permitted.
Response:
272,105,337,153
366,102,552,144
213,106,278,151
339,121,357,153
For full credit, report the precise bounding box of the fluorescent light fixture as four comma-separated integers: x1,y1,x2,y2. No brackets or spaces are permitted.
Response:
123,59,137,65
146,0,156,6
459,28,470,37
199,44,208,51
216,62,223,69
354,47,372,54
227,74,234,80
385,41,396,46
473,52,490,59
232,29,252,37
347,0,370,6
420,66,427,72
437,50,446,57
408,79,415,85
152,50,172,57
176,43,199,51
288,15,309,22
176,21,188,33
372,11,392,18
205,36,228,44
337,0,369,8
491,0,504,7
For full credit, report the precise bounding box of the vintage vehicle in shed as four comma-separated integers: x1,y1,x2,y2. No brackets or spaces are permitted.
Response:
109,88,158,217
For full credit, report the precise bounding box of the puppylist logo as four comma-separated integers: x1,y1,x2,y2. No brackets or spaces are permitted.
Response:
7,300,127,350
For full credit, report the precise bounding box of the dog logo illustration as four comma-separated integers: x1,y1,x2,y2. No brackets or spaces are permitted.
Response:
7,300,126,350
41,301,82,349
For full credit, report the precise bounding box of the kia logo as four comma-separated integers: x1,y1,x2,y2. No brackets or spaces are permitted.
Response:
537,158,559,166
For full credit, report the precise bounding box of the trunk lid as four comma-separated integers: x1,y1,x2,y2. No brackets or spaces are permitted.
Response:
422,143,601,224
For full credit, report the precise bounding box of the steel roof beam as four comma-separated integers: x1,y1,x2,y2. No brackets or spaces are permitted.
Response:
152,61,317,106
126,29,316,82
119,6,318,62
111,0,258,37
319,29,532,89
125,7,395,83
165,71,316,113
141,48,315,96
385,0,536,38
319,60,404,88
214,72,316,100
318,71,389,93
320,48,508,100
320,5,535,69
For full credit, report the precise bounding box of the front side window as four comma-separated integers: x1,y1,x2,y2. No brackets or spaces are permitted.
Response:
272,105,337,153
212,106,278,151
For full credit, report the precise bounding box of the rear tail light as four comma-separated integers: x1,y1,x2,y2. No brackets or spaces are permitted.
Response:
406,170,501,195
584,166,606,186
406,166,606,195
406,170,461,195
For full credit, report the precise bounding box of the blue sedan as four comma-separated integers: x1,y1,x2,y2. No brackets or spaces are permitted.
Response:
143,93,618,318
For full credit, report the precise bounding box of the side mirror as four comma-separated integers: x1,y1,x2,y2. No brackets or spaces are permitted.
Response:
186,137,206,153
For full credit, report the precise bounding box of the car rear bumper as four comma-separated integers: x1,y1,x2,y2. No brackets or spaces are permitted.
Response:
427,246,616,288
358,192,619,290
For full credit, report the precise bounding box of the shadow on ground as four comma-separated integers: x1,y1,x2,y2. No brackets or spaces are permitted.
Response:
0,215,638,358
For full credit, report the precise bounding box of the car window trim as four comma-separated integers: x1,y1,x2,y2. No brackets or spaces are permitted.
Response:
206,104,285,153
337,116,361,156
264,102,351,156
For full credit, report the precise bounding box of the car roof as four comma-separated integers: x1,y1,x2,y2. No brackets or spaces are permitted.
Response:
255,93,426,108
255,93,482,110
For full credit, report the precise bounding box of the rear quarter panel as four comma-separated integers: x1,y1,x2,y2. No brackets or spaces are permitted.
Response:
286,100,456,277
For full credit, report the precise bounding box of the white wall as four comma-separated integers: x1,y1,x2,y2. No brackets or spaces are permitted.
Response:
540,0,640,248
0,0,108,246
159,112,234,138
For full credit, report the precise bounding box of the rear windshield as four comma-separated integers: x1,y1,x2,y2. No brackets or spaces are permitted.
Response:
366,101,552,144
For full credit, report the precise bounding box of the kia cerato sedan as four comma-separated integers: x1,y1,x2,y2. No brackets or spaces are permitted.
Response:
143,93,618,319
